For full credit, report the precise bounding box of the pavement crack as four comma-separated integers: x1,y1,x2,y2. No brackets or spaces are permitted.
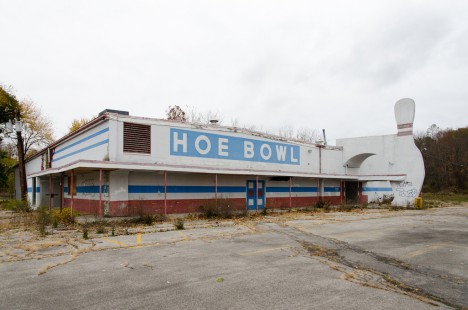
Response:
264,223,466,309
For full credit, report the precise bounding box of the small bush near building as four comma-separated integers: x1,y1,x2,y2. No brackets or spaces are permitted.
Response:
199,196,235,219
1,200,31,212
49,208,78,225
175,219,184,230
95,221,107,234
36,206,51,236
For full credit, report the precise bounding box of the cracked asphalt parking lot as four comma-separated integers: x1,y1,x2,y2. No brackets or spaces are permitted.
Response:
1,205,467,309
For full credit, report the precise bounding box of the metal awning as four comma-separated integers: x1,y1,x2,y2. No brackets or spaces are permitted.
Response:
29,159,406,182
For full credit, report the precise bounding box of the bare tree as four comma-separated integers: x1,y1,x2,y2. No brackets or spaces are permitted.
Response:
295,127,319,143
277,125,295,140
185,105,222,124
166,105,187,122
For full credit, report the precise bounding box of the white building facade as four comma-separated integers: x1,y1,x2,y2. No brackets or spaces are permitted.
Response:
18,99,425,216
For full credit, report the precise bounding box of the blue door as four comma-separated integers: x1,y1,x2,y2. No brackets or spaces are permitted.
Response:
246,180,265,210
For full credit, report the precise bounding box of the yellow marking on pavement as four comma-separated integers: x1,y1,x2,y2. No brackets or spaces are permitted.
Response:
102,238,129,247
137,233,142,245
239,247,289,256
178,231,189,241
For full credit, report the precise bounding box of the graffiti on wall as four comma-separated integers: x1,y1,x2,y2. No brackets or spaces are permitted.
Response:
395,181,417,198
78,177,108,197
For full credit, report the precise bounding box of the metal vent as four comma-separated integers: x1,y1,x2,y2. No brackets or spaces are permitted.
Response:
123,122,151,154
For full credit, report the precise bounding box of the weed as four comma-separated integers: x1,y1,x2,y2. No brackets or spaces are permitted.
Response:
111,225,115,236
199,196,235,219
389,206,405,211
175,219,184,230
83,228,89,239
261,207,267,216
1,200,31,212
240,208,248,218
314,200,331,210
337,204,361,212
36,206,51,236
153,212,167,222
95,220,107,234
49,208,78,225
130,214,155,226
142,214,154,226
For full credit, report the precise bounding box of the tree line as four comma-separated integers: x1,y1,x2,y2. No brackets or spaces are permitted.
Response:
415,125,468,193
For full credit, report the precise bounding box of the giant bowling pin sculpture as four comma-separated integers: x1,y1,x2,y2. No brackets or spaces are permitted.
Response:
391,98,425,206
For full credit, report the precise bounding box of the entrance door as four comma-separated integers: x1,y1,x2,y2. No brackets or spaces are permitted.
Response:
246,180,265,210
345,181,358,204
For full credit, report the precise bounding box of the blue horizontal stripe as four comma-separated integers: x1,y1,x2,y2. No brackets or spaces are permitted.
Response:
76,186,109,194
27,187,41,193
53,139,109,162
324,187,341,192
55,127,109,155
128,185,246,194
363,187,393,192
267,187,318,193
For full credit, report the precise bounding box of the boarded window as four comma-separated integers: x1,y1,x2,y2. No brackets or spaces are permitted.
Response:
123,122,151,154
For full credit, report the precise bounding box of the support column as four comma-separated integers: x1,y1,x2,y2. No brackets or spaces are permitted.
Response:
256,176,259,212
164,171,167,216
317,179,320,200
49,174,52,211
99,169,103,217
71,170,74,217
289,176,292,209
59,174,63,212
215,174,218,207
340,179,343,204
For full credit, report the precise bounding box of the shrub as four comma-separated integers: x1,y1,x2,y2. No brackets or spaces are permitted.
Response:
199,196,235,219
95,220,107,234
142,214,154,226
83,227,89,239
49,208,78,225
1,200,31,212
315,200,331,211
36,206,51,236
175,219,184,230
130,214,155,226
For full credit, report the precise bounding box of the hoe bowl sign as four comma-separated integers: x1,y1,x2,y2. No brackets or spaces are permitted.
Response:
170,128,300,165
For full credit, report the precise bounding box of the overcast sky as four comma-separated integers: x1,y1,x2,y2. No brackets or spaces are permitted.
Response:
1,0,467,144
